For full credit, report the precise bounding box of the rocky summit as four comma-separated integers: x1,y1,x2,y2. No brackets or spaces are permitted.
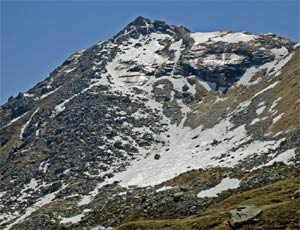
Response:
0,16,299,230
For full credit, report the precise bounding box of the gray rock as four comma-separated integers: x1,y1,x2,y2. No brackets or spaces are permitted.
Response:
227,205,262,228
293,189,300,199
154,154,161,160
173,192,184,202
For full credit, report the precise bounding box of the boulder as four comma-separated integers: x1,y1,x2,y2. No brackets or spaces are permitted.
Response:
173,192,184,202
154,154,161,160
227,205,262,229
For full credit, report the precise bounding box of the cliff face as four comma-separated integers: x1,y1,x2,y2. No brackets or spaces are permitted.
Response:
0,16,299,230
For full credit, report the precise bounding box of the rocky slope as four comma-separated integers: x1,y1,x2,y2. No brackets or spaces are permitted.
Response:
0,16,299,229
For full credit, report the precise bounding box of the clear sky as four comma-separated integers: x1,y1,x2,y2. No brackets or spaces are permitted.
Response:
1,0,299,104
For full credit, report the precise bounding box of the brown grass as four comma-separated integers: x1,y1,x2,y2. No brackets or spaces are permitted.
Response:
117,178,300,230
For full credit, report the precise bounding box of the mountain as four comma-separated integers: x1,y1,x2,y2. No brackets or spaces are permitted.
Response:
0,16,299,230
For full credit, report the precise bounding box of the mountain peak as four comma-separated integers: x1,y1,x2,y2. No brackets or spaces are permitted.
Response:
113,16,152,40
0,17,299,230
129,16,151,27
114,16,190,42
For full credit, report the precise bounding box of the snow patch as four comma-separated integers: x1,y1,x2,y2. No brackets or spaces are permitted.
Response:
238,47,292,86
40,86,61,99
250,117,267,125
5,112,29,128
237,66,260,86
156,186,174,192
23,93,34,97
197,177,240,198
201,53,244,66
294,43,300,48
272,113,284,124
60,213,85,224
53,78,106,116
63,67,76,74
3,185,66,230
38,160,50,173
253,81,279,98
191,32,223,44
211,32,257,43
198,80,213,91
0,191,7,199
269,97,282,113
256,105,266,115
90,226,113,230
265,149,296,166
214,97,227,103
20,108,40,140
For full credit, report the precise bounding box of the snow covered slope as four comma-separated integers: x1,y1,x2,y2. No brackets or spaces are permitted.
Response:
0,16,299,230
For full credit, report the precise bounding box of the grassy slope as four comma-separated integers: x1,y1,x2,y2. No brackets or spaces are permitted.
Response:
117,178,300,230
267,47,300,135
186,46,300,134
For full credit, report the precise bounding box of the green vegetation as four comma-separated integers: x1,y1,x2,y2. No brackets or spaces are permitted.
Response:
118,178,300,230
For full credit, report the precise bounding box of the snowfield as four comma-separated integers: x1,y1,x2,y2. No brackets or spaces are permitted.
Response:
197,177,240,198
108,118,284,187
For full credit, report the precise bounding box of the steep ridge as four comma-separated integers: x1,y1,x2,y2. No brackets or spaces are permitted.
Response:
0,16,299,229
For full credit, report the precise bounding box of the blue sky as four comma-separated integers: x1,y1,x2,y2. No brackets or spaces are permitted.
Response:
1,1,299,104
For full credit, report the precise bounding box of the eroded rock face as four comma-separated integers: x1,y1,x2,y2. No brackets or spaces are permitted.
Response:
0,16,299,229
179,33,293,91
